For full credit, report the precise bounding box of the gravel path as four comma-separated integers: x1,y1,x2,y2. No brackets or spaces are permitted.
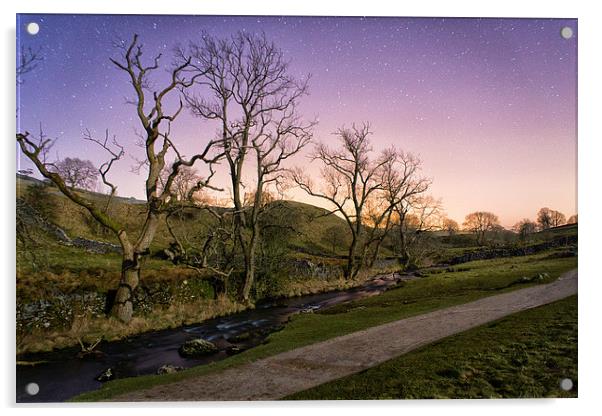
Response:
112,269,577,402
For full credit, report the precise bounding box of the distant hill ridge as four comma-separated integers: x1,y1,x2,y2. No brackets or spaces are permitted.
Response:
16,173,147,204
15,173,358,259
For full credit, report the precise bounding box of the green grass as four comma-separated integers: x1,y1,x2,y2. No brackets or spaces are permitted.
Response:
18,242,173,275
287,295,578,399
535,223,578,238
17,173,363,299
17,241,197,301
17,175,355,257
71,251,576,401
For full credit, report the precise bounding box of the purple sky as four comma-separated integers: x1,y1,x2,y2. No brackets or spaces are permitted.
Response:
16,14,577,227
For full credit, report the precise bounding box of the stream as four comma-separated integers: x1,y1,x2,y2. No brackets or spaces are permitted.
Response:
16,272,414,402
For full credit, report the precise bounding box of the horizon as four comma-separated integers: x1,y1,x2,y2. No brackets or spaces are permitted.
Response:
16,15,577,228
15,172,576,232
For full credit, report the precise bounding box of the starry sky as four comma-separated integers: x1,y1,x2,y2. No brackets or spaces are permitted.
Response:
16,14,577,227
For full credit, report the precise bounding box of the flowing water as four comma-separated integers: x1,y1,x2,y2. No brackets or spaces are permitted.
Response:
16,272,413,402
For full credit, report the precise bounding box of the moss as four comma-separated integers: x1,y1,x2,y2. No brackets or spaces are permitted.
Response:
179,338,218,357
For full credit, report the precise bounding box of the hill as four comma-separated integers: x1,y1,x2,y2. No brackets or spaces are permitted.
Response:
17,174,354,250
15,174,578,354
534,222,578,238
16,174,367,281
16,174,398,353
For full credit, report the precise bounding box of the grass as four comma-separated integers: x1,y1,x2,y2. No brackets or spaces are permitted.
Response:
534,223,578,239
17,243,192,292
71,250,576,401
17,175,356,257
18,265,397,354
286,295,578,399
17,244,172,279
17,174,390,303
19,297,247,354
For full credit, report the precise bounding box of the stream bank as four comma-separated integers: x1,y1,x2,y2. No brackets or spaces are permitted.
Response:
17,271,415,403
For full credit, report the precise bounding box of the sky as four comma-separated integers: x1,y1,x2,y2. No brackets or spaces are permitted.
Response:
16,14,577,227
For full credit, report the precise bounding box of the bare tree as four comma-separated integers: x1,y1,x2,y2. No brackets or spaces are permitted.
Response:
441,217,459,236
394,195,442,267
182,31,314,301
362,149,430,268
406,196,443,233
291,124,394,279
537,207,566,230
488,224,509,244
159,165,205,202
82,129,125,213
362,192,394,267
536,207,552,230
567,214,578,224
165,204,237,298
513,218,537,241
17,46,42,84
463,211,500,245
17,34,222,322
550,210,566,227
49,157,99,191
377,150,431,267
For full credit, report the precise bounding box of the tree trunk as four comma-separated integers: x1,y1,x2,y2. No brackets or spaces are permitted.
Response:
367,238,382,268
399,227,410,268
345,234,358,279
477,231,485,246
110,213,160,323
111,255,140,323
209,277,227,299
241,222,259,302
241,261,255,302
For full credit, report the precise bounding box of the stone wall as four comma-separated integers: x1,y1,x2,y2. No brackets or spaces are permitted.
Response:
291,259,343,280
16,277,213,334
448,235,577,265
17,198,122,254
70,237,121,254
17,291,106,334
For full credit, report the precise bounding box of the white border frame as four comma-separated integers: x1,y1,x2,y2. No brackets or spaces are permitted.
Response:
2,1,600,415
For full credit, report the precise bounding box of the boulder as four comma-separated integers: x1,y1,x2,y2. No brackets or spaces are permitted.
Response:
226,345,244,355
178,338,218,357
156,364,184,375
300,305,319,314
95,367,114,382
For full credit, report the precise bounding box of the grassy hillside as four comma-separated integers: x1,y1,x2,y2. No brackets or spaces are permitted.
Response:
17,174,404,353
16,174,355,259
17,173,577,280
534,223,578,239
16,174,577,354
17,172,579,264
17,174,378,304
